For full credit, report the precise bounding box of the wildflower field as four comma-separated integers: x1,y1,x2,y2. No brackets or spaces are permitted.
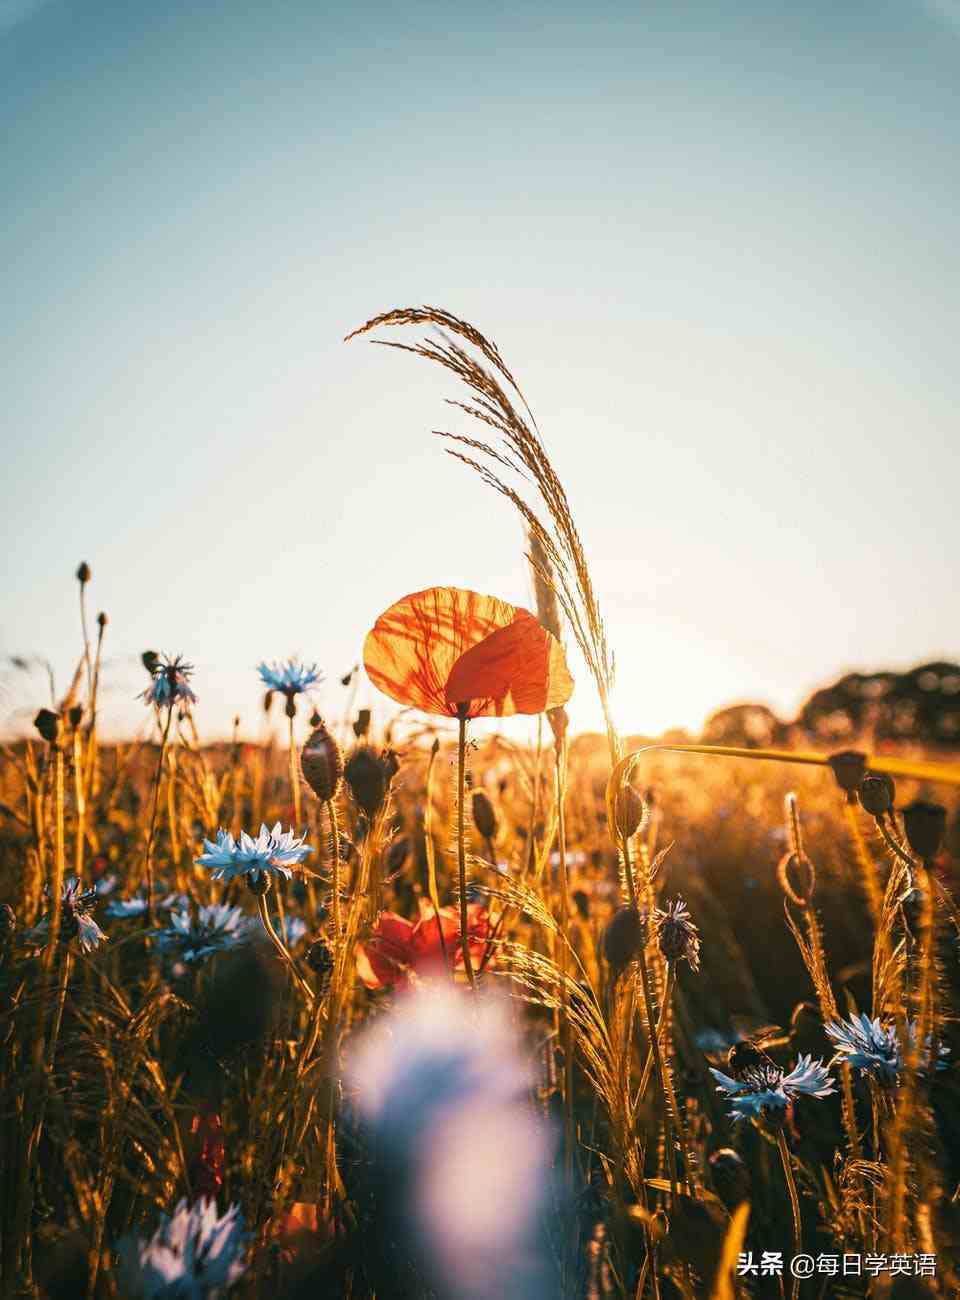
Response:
1,311,958,1299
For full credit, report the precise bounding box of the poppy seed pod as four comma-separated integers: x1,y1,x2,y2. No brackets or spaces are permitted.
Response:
353,708,371,738
306,938,334,992
601,904,647,971
858,773,895,818
300,723,344,803
472,790,498,842
902,800,947,861
614,783,645,839
34,709,61,745
827,750,867,795
76,561,91,584
345,747,393,818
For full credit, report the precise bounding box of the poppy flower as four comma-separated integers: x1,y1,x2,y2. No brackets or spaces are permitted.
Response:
363,587,573,719
357,899,492,990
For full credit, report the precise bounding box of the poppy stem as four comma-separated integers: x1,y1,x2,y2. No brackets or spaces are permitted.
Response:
456,704,477,990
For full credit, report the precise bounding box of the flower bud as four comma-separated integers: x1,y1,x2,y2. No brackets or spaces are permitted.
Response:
709,1148,750,1209
614,783,645,839
142,650,159,674
344,747,391,817
858,773,895,818
34,709,61,745
572,889,590,920
601,904,647,971
246,870,272,897
827,750,867,795
902,800,946,861
97,610,108,628
353,708,371,738
284,695,297,719
306,938,334,993
471,790,498,842
67,704,83,730
76,561,91,584
300,722,344,803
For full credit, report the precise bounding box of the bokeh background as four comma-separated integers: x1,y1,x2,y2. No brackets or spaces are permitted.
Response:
3,0,958,740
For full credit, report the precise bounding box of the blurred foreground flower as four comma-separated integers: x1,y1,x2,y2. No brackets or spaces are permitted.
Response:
27,877,106,953
195,824,311,885
115,1198,247,1298
156,904,254,965
825,1011,950,1083
356,899,491,990
139,654,198,710
710,1054,834,1122
347,985,554,1300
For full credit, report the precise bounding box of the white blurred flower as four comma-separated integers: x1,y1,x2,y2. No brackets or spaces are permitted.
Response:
347,986,554,1300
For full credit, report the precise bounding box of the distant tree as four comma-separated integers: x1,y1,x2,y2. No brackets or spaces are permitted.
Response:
798,661,960,748
702,703,789,749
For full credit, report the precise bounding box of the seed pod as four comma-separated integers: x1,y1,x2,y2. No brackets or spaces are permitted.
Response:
827,750,867,795
34,709,61,745
601,904,646,971
76,561,91,584
572,889,590,920
67,704,84,730
97,610,108,628
306,938,334,993
300,722,344,803
858,772,895,817
614,783,645,839
472,790,498,842
386,835,411,874
902,800,947,861
709,1148,750,1210
345,747,391,817
309,709,321,728
353,708,372,738
246,870,272,897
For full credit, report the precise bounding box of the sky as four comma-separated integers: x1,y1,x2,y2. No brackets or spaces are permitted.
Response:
2,0,959,744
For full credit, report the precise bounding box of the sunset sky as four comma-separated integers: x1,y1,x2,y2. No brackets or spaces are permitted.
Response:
3,0,958,743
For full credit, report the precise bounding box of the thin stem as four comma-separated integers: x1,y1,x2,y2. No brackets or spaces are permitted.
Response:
636,942,678,1204
288,712,302,829
554,730,574,1184
777,1129,802,1300
843,800,882,926
144,708,174,926
327,797,342,940
257,890,315,1003
457,706,477,990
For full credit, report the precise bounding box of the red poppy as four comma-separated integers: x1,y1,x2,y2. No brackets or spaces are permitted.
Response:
363,587,573,719
357,898,492,989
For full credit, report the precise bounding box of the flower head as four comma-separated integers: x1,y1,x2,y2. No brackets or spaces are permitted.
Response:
257,659,323,696
115,1197,247,1298
825,1012,950,1083
156,904,255,965
655,896,700,971
363,586,573,719
27,876,107,952
195,823,312,885
710,1053,834,1122
357,899,492,990
140,654,198,711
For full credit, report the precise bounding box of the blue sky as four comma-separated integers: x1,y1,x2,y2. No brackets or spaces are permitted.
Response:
3,0,958,741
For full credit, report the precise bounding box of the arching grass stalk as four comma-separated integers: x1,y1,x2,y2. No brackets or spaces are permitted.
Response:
843,800,882,928
549,707,574,1182
456,704,477,990
777,1130,803,1300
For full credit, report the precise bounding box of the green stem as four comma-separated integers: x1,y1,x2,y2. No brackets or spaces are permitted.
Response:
457,706,477,990
777,1129,802,1300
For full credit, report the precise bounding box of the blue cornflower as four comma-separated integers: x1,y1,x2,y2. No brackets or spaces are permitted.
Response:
825,1012,950,1083
710,1054,835,1122
195,823,312,884
257,659,323,697
140,654,198,710
105,892,189,920
26,877,107,953
115,1197,248,1298
156,904,254,965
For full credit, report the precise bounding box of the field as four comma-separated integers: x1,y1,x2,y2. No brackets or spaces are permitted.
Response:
1,311,958,1299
